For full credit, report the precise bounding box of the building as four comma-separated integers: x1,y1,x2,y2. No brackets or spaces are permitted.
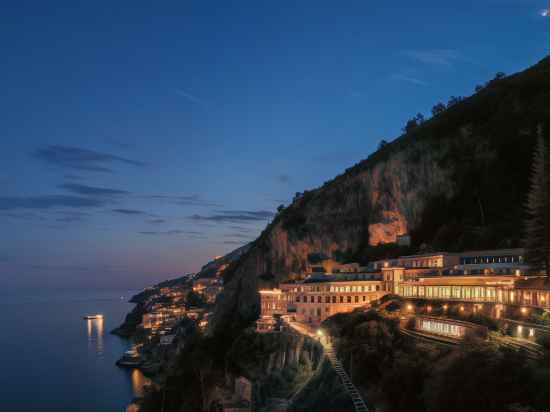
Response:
373,252,460,272
258,249,548,326
259,289,287,317
457,248,527,275
279,273,385,325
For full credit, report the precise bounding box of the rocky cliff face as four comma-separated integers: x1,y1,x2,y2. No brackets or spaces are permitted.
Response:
213,56,550,330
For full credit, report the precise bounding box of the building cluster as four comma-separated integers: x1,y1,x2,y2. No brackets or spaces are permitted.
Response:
192,277,224,303
259,248,549,327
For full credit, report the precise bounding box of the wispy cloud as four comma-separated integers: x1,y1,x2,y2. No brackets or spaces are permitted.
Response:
222,240,248,245
59,183,129,197
147,218,166,224
224,233,255,239
0,195,105,211
54,211,90,223
33,145,146,173
190,210,274,224
143,194,221,208
390,73,428,86
401,49,462,66
175,89,205,105
112,208,150,216
540,9,550,17
138,230,206,238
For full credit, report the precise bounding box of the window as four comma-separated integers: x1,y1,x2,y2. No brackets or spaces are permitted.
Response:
310,296,314,303
340,296,344,303
318,296,322,303
362,296,366,302
332,296,336,303
347,296,352,303
325,296,330,303
354,296,359,303
296,296,300,302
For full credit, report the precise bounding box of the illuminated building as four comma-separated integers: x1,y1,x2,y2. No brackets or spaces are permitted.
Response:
262,273,385,325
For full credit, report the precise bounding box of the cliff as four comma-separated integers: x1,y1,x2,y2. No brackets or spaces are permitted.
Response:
213,55,550,331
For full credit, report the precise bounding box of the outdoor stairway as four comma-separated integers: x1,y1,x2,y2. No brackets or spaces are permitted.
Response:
324,343,370,412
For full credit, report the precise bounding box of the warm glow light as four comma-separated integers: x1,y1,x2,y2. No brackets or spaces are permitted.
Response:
427,305,432,312
460,306,464,312
518,325,523,334
529,328,535,337
317,329,324,336
443,304,448,310
407,304,413,311
521,307,528,315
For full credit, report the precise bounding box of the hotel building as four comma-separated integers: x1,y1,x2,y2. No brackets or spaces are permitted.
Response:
259,248,549,326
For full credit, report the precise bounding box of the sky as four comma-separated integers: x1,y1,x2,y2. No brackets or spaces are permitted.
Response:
1,1,549,291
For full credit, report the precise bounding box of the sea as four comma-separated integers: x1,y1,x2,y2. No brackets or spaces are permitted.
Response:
0,290,151,412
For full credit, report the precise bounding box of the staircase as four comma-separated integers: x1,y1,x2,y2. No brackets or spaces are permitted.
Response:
324,343,370,412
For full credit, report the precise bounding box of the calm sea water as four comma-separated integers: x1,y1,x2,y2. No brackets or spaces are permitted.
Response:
0,290,151,412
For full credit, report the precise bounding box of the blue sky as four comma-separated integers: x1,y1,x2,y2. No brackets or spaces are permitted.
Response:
1,1,549,290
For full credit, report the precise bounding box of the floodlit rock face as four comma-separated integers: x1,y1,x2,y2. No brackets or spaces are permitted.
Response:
214,141,453,328
212,55,550,330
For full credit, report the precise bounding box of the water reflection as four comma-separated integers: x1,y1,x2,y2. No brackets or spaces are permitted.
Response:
86,318,104,355
130,368,152,398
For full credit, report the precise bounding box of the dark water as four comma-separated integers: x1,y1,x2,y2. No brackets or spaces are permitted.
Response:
0,290,151,412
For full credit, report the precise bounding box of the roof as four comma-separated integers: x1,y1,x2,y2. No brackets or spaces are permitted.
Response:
303,273,381,283
458,248,525,257
404,275,517,286
514,277,550,290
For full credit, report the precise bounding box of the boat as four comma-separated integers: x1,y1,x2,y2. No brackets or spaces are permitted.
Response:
83,314,104,320
116,346,142,368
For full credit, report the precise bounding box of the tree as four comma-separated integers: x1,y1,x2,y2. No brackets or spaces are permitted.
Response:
403,113,425,133
447,96,463,107
474,84,484,93
378,139,389,150
431,102,446,117
524,128,550,274
494,71,506,81
276,204,285,214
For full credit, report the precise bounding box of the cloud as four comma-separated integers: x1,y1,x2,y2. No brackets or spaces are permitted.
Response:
143,194,221,208
222,240,248,245
227,225,256,233
112,208,149,215
390,73,428,86
224,233,255,239
401,49,462,66
59,183,129,196
277,174,291,184
54,211,90,223
63,174,84,180
0,195,104,211
138,230,205,237
33,145,146,173
175,89,204,105
190,210,274,224
541,9,550,17
147,218,166,224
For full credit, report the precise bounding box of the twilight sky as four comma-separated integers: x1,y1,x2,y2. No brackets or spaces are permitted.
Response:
1,1,549,291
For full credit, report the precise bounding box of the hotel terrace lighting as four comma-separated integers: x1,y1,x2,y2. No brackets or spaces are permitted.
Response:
521,307,528,315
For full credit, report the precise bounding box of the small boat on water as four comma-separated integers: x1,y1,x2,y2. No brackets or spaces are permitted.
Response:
116,346,142,368
83,314,104,320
